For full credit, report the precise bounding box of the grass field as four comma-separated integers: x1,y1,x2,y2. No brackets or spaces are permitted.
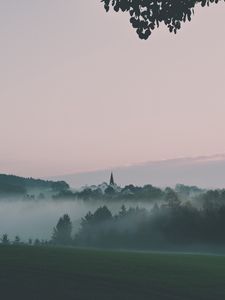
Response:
0,245,225,300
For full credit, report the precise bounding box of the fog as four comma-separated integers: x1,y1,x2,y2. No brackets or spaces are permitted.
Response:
0,198,154,241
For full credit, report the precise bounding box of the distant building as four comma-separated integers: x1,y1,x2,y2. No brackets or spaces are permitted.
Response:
109,172,115,186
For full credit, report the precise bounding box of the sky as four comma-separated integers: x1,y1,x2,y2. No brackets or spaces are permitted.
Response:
0,1,225,178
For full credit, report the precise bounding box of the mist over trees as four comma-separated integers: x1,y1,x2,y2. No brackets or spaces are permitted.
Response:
102,0,224,39
54,183,203,203
74,198,225,249
2,188,225,252
0,174,69,198
3,171,225,252
52,189,225,250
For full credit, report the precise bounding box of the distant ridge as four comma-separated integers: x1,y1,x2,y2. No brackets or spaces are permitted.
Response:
0,174,69,195
51,154,225,189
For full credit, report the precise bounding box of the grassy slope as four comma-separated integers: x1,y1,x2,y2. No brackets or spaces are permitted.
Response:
0,246,225,300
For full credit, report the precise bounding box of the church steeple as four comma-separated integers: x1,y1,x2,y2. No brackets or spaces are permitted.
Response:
109,172,115,186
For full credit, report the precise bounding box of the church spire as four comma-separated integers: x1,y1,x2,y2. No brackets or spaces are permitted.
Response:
109,172,115,186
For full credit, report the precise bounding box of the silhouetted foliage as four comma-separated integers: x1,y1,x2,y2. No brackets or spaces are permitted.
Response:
1,234,10,245
0,182,26,195
74,187,104,200
82,206,113,226
120,184,163,201
102,0,224,39
51,181,70,192
105,185,116,196
52,189,75,200
164,187,181,208
13,236,21,245
54,183,166,202
34,239,41,246
0,173,69,197
75,193,225,249
52,214,72,245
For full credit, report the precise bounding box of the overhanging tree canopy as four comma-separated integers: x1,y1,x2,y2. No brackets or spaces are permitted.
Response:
102,0,223,39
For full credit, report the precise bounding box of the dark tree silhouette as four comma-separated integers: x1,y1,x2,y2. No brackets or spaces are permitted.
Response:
1,234,10,245
102,0,223,39
164,187,181,208
34,239,41,246
52,214,72,245
13,236,21,245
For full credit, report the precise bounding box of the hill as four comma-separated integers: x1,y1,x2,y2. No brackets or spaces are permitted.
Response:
0,245,225,300
0,174,69,196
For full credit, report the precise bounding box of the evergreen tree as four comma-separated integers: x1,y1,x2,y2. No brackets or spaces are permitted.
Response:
52,214,72,245
1,234,10,245
13,236,21,245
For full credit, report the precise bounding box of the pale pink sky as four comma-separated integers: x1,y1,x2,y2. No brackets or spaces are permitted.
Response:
0,1,225,177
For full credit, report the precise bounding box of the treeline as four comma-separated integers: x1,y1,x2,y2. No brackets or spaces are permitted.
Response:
54,183,203,202
50,191,225,249
3,187,225,251
0,234,48,246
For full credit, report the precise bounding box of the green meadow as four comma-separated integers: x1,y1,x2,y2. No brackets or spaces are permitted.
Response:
0,245,225,300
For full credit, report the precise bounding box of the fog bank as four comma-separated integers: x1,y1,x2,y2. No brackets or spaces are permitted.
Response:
0,199,153,241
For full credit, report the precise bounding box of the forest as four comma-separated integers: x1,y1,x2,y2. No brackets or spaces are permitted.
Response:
2,186,225,251
51,190,225,249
